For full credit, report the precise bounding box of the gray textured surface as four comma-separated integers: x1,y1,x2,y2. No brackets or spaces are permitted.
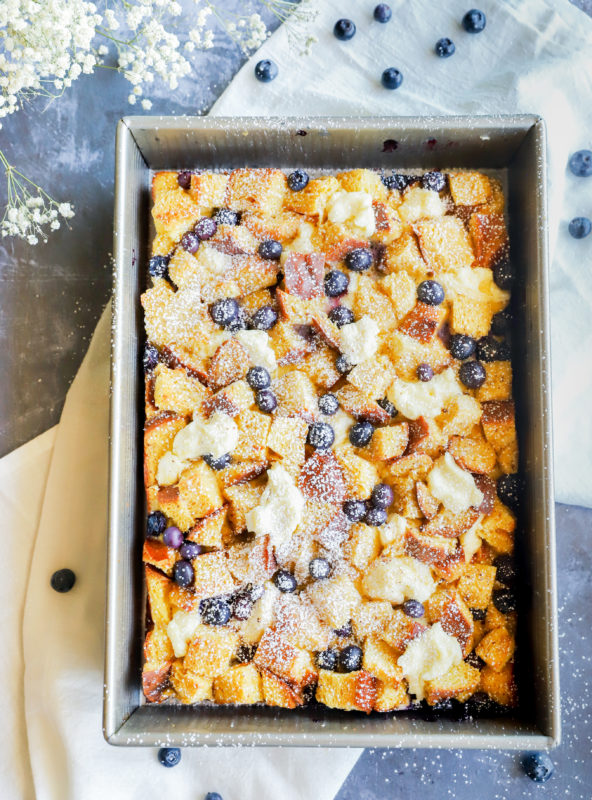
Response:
0,1,591,797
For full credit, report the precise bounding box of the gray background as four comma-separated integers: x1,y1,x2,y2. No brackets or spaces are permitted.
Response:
1,2,590,798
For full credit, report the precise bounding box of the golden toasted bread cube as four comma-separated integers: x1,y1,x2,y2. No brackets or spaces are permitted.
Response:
240,289,273,317
187,505,228,549
352,275,398,330
269,320,313,366
426,589,474,657
398,302,447,344
481,398,516,447
316,670,377,712
381,609,426,654
346,523,381,571
352,601,394,641
224,480,264,532
379,271,417,322
145,565,173,627
225,168,287,215
334,445,379,499
437,394,482,437
414,216,474,273
267,416,308,465
217,460,268,488
155,485,193,532
151,181,201,241
232,409,271,463
178,460,224,519
406,416,448,459
187,171,228,211
373,679,409,711
483,178,505,215
243,210,302,242
383,232,428,278
448,172,493,206
143,536,178,576
183,627,239,678
166,248,202,290
151,230,175,257
424,661,481,705
484,603,511,633
170,660,214,704
233,254,280,296
416,480,440,519
450,295,496,338
335,385,390,426
457,564,497,610
273,370,318,421
476,627,515,672
144,412,186,487
384,331,451,381
254,628,317,687
478,496,515,552
276,289,326,326
143,662,173,704
261,670,305,708
348,356,396,400
209,222,260,257
284,175,340,217
207,339,250,391
421,508,479,539
363,637,403,683
448,434,497,474
213,663,263,705
300,346,341,390
469,212,509,270
202,379,254,418
144,624,174,668
141,279,175,347
475,361,513,402
372,201,405,245
480,663,517,707
192,551,236,598
337,169,388,201
307,574,361,629
369,424,410,461
153,364,211,416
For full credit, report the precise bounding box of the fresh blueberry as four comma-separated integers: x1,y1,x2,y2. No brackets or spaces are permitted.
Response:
213,208,240,226
158,747,181,768
316,648,339,670
50,568,76,593
194,216,217,240
205,794,224,800
203,452,232,471
374,3,392,23
568,216,592,239
343,499,367,523
365,507,387,526
143,343,159,372
148,254,170,278
462,9,486,33
497,473,521,511
210,297,239,327
324,269,350,297
336,354,352,374
307,422,335,450
230,589,254,621
522,752,554,783
329,306,355,327
173,560,194,588
180,230,200,254
476,335,502,362
402,599,424,618
493,588,517,614
471,607,487,621
345,247,373,272
147,511,167,537
163,526,183,549
378,397,397,417
493,261,514,290
251,305,278,331
459,360,486,388
435,37,455,57
273,569,297,593
309,558,332,580
255,59,278,82
177,171,192,190
349,420,374,447
319,393,339,416
449,333,476,360
371,483,394,509
381,67,403,90
382,172,409,191
258,239,283,260
421,171,446,192
287,169,310,191
256,388,278,413
568,149,592,177
179,541,203,560
199,596,231,625
494,554,517,585
417,279,445,305
340,644,363,672
334,18,356,41
247,366,271,390
417,363,434,381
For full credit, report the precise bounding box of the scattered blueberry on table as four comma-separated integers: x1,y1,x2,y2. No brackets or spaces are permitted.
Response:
522,752,554,783
381,67,403,90
254,59,278,82
158,747,181,768
333,18,356,40
50,568,76,593
568,149,592,177
373,4,392,23
462,8,487,33
435,37,455,58
568,216,591,239
205,793,224,800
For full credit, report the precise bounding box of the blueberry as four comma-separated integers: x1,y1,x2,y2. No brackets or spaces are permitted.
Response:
177,171,192,190
378,397,397,417
417,279,445,305
466,691,495,716
309,558,332,580
147,510,167,537
343,499,367,523
471,607,487,621
50,568,76,593
462,9,486,33
465,651,485,669
349,420,374,448
230,589,254,621
340,644,363,672
180,230,200,254
365,507,387,526
194,216,217,240
179,541,203,560
329,306,355,327
163,526,183,549
256,388,278,413
373,3,392,23
490,309,511,336
334,620,353,638
336,354,352,374
273,569,297,593
345,247,373,272
247,366,271,390
143,343,159,372
255,59,278,82
459,360,486,388
334,18,356,41
251,305,278,331
492,588,516,614
258,239,283,260
173,560,194,588
522,752,554,783
493,261,514,290
307,422,335,450
203,452,232,471
449,333,476,360
199,596,231,625
476,335,502,362
497,473,521,511
569,149,592,177
210,297,239,327
382,172,409,191
213,208,240,226
148,254,170,278
568,216,592,239
494,554,517,585
205,794,224,800
381,67,403,90
421,171,446,192
324,269,350,297
417,363,434,381
158,747,181,768
319,393,339,416
371,483,394,509
435,37,455,57
402,599,424,618
287,169,310,191
316,648,339,670
235,644,257,663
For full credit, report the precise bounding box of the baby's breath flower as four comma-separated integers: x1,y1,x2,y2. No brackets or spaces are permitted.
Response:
141,98,153,110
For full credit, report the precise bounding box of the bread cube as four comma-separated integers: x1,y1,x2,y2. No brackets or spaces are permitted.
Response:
335,384,391,426
369,424,410,461
337,168,388,200
261,670,306,708
424,661,481,705
398,302,447,344
457,564,497,610
469,212,509,270
478,498,515,554
363,637,403,683
207,339,250,390
315,670,377,712
217,459,268,488
143,661,173,704
170,660,214,704
381,608,426,654
224,480,265,533
385,330,451,380
414,216,474,273
426,589,474,657
145,565,173,627
448,172,493,206
307,574,361,629
151,182,202,241
243,210,302,242
415,480,440,519
379,271,417,321
284,176,340,217
347,356,396,400
352,601,394,641
192,551,236,598
254,628,317,687
301,345,341,390
202,379,254,418
233,253,280,296
267,416,308,465
346,523,381,571
232,409,271,463
352,275,398,329
481,400,516,453
144,623,174,668
334,445,379,499
476,626,515,671
183,627,239,677
187,505,228,549
273,370,318,421
480,663,517,707
406,417,448,459
153,364,211,416
372,201,405,244
178,460,223,519
213,663,263,705
450,295,497,338
476,361,513,403
382,233,428,279
449,434,497,474
437,394,482,437
143,538,178,576
373,679,409,711
225,168,287,215
144,412,186,487
421,508,479,539
298,451,347,505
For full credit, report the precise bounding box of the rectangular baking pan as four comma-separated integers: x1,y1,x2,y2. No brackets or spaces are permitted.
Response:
105,115,559,749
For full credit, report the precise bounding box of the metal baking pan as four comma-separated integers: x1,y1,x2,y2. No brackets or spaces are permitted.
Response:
105,115,559,749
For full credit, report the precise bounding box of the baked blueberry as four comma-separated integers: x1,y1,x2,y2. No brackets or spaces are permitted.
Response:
324,269,350,297
365,507,387,526
273,569,297,593
210,297,239,327
200,596,231,625
179,541,203,560
329,306,355,327
158,747,181,768
254,59,278,82
421,171,446,192
336,354,352,374
180,230,200,254
163,526,183,549
417,279,444,305
334,620,353,638
235,644,257,663
316,648,339,670
371,483,394,509
568,149,592,177
258,239,283,260
374,4,392,23
497,473,521,511
493,261,514,289
230,589,254,621
449,333,476,360
343,499,367,523
490,309,511,336
203,452,232,471
213,208,240,226
381,67,403,90
194,216,217,240
465,651,485,669
522,752,554,783
476,335,502,362
143,343,159,372
340,645,363,672
251,304,278,331
435,37,455,57
334,18,356,40
50,568,76,593
147,510,167,537
402,599,425,618
307,421,335,450
494,554,517,585
492,588,516,614
319,393,339,416
309,558,332,580
568,216,592,239
470,607,487,621
417,363,434,381
256,389,278,413
173,560,194,588
177,170,192,189
345,247,373,272
459,360,486,388
378,397,397,417
287,169,310,191
349,420,374,447
148,254,170,278
462,9,486,33
247,365,271,390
